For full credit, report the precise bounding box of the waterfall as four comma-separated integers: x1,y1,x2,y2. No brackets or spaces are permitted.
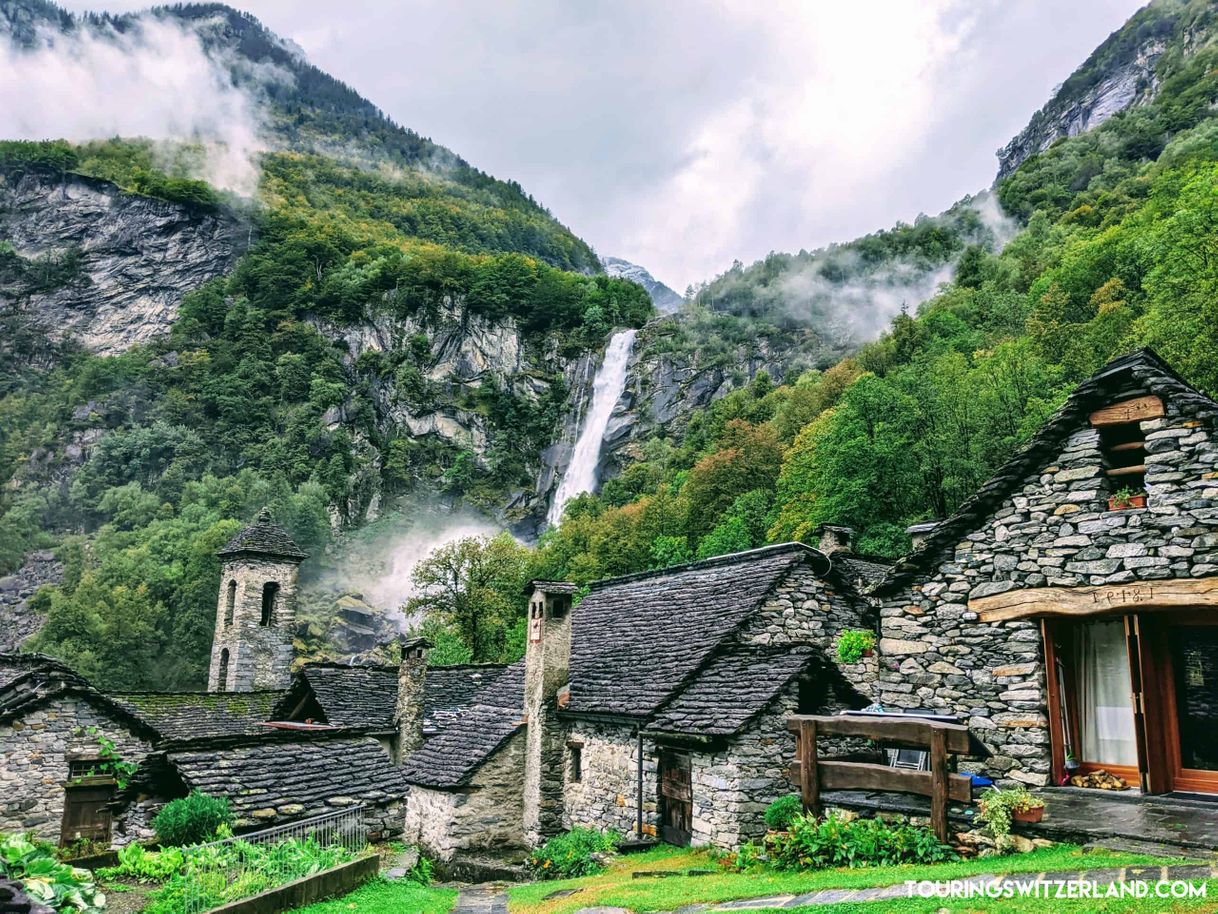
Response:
548,329,638,527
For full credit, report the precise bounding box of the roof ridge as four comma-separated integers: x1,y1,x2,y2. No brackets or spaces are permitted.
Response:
587,542,828,591
874,347,1218,593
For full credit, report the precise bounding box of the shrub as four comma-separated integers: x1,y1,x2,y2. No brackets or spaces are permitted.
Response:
153,791,233,847
764,795,803,831
526,828,621,880
835,629,876,664
0,832,105,914
762,813,957,870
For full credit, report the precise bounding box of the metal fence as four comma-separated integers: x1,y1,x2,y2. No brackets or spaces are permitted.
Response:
178,806,369,914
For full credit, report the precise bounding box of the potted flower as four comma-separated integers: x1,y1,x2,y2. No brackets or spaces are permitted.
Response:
1108,486,1147,511
979,787,1046,838
836,628,877,664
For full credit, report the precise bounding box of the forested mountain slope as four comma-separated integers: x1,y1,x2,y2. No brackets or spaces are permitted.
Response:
526,0,1218,580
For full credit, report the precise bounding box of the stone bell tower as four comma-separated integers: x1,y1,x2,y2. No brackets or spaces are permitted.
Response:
207,508,307,693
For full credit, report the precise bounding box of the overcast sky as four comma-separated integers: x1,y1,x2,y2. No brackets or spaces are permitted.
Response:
62,0,1146,291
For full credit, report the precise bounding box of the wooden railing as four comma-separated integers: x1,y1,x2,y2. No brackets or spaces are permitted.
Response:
786,714,973,842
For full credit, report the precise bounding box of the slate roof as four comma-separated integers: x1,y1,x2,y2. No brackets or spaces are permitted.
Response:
111,691,283,741
0,653,155,736
401,662,525,788
425,663,511,731
874,349,1218,593
566,543,830,718
832,554,892,589
649,644,816,737
217,508,307,561
285,663,399,730
167,735,407,825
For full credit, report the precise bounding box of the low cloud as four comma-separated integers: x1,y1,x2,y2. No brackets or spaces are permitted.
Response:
0,15,281,195
312,499,504,630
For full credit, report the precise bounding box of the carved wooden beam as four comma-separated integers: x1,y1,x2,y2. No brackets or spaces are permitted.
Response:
1089,395,1164,427
971,577,1218,622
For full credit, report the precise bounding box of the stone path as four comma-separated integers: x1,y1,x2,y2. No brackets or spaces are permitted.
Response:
454,885,509,914
641,864,1218,912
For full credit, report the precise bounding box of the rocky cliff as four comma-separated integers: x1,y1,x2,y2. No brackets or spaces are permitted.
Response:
602,257,684,314
994,2,1190,180
0,168,246,354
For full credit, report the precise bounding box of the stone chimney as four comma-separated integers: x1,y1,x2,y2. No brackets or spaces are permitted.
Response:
523,580,576,846
814,524,856,555
396,636,431,762
905,521,938,551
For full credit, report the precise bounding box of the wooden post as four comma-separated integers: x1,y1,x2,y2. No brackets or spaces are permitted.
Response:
929,726,948,843
798,718,819,818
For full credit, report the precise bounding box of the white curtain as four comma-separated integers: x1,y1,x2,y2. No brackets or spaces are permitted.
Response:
1076,619,1138,767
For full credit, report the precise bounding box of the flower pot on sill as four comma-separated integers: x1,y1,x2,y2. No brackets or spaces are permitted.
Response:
861,648,874,658
1012,806,1044,824
1108,494,1147,511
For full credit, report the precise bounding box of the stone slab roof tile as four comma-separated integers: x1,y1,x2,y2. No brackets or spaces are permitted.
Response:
217,508,307,561
167,736,406,825
400,662,524,788
649,644,816,737
296,664,398,730
875,349,1218,594
111,691,283,741
567,543,827,718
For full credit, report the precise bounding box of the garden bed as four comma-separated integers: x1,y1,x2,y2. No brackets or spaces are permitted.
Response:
204,854,380,914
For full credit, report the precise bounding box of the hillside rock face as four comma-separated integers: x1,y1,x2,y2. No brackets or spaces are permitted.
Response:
598,320,823,477
995,24,1171,180
0,168,246,354
602,257,683,314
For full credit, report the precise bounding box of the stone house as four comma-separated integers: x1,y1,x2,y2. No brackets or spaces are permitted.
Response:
872,349,1218,796
1,653,158,847
400,542,879,862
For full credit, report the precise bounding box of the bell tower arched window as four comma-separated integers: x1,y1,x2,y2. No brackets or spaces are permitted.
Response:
224,580,237,627
260,582,280,627
217,648,230,691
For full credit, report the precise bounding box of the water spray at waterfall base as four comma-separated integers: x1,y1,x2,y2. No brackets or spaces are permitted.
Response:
548,329,637,526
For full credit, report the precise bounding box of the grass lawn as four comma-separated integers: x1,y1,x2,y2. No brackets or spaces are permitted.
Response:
294,877,458,914
508,845,1210,914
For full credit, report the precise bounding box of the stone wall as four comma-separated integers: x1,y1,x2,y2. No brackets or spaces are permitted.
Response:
208,557,299,692
403,731,527,862
745,564,876,696
687,682,799,848
0,695,152,844
563,720,657,838
875,398,1218,786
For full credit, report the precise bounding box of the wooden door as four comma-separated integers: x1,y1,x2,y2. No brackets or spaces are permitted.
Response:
60,782,114,846
659,750,692,847
1159,615,1218,794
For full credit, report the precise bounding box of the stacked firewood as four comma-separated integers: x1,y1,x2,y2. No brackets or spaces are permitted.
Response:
1069,769,1129,790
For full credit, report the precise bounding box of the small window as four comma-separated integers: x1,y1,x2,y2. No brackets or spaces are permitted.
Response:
260,582,280,626
68,758,104,780
570,745,583,783
224,580,237,627
217,648,230,691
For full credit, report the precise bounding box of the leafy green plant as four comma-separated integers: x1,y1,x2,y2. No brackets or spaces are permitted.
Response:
758,813,957,870
406,854,434,886
152,791,233,847
763,795,803,832
1108,486,1147,509
978,787,1045,840
0,833,105,914
835,629,877,664
526,828,621,880
99,842,186,882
